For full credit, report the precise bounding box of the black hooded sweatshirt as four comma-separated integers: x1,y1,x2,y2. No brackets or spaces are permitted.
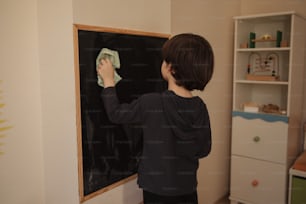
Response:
102,87,211,196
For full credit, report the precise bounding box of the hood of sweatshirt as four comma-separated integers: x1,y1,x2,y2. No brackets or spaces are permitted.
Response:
162,90,209,138
162,90,211,158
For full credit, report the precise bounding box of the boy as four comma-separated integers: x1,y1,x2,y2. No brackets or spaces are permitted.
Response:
97,33,214,204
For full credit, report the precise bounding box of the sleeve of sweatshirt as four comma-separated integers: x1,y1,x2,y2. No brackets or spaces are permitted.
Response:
101,87,142,124
197,108,212,159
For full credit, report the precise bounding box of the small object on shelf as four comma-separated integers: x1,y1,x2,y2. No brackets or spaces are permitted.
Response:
261,34,272,40
240,42,248,48
276,30,283,47
251,34,276,42
261,103,280,114
247,64,251,74
281,40,288,47
243,102,259,113
249,32,256,48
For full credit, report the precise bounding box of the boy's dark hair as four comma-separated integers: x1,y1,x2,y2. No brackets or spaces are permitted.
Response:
162,33,214,91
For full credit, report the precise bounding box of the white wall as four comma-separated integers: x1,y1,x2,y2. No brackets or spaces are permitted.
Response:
37,0,80,203
1,0,305,204
0,1,44,204
73,0,170,34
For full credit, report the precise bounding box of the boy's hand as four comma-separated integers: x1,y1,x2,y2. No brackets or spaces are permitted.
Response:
97,58,115,87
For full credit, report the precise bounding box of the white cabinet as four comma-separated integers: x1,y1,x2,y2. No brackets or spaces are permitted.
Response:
231,114,288,164
229,12,306,204
231,156,286,204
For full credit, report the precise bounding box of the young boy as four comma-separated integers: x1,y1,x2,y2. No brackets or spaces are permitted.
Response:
97,33,214,204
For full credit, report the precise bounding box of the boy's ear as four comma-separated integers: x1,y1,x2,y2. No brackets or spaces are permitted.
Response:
168,63,175,75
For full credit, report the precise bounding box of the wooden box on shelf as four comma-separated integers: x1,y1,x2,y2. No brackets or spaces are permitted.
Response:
246,74,279,81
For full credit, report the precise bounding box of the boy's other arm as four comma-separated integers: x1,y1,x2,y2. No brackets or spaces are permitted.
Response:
101,87,142,124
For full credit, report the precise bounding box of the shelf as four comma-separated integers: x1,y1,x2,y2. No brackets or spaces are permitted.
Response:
252,38,276,42
232,110,289,123
231,11,305,204
236,47,290,52
233,11,295,20
235,80,289,85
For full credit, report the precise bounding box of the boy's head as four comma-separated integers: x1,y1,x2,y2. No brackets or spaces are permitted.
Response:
162,33,214,91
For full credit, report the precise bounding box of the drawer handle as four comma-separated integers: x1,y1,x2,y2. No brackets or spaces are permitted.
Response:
253,136,260,142
252,179,259,187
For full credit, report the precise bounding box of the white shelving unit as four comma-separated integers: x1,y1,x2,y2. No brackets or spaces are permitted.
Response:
229,11,306,204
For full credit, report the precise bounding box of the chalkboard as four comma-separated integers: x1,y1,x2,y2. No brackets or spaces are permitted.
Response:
73,24,169,202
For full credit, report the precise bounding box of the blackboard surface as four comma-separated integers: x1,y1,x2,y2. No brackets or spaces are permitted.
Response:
74,25,169,201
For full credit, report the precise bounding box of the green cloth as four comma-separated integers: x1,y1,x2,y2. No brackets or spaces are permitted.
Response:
96,48,122,87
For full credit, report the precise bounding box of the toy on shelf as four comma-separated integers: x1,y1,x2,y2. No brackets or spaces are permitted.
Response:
262,103,286,115
243,102,260,113
248,30,283,48
243,102,286,115
246,52,280,81
262,103,281,114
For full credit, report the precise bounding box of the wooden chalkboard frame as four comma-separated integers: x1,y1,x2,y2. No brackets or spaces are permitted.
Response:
73,24,169,202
